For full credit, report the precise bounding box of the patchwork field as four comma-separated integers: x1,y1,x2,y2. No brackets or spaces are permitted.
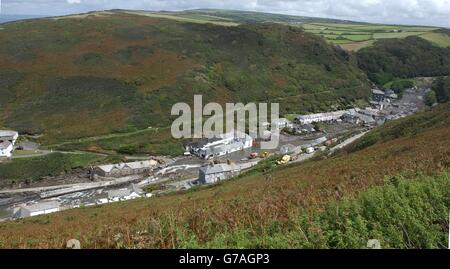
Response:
301,22,449,51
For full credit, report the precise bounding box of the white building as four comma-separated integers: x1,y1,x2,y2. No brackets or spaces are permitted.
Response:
296,110,347,124
0,130,19,158
0,141,13,158
13,201,60,219
271,118,292,129
190,131,254,160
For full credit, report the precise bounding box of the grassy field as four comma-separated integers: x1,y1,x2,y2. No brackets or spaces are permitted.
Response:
52,127,186,157
301,22,448,51
421,32,450,47
0,152,121,184
0,103,448,248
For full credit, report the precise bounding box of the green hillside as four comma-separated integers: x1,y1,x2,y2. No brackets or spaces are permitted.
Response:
357,36,450,85
0,11,370,145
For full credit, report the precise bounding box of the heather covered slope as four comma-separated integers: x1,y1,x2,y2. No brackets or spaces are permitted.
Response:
0,103,448,248
0,11,370,144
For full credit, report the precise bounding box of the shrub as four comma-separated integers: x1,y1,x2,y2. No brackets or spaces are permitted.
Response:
425,90,437,106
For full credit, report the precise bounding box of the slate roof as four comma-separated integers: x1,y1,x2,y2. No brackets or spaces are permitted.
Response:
199,163,239,175
107,188,131,199
0,140,12,150
97,160,158,173
107,184,144,198
0,130,18,138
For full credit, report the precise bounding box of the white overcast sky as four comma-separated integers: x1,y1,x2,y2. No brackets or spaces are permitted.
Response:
1,0,450,27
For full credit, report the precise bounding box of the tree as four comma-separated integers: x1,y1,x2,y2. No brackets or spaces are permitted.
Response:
424,90,437,106
432,76,450,103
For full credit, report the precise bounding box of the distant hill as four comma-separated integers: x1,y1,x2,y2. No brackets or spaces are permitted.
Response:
0,14,48,24
0,10,370,144
180,9,357,24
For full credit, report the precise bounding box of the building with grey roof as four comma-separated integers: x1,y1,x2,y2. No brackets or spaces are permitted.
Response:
13,201,60,219
198,162,241,184
92,160,159,178
372,89,385,102
106,184,144,201
341,110,376,125
293,123,316,134
302,136,328,148
0,130,19,143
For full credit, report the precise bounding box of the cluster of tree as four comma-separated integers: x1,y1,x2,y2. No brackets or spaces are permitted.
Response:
432,76,450,103
357,36,450,85
426,76,450,106
390,79,414,92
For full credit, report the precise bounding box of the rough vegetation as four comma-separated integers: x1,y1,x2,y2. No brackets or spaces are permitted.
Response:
0,104,448,248
180,172,449,248
0,11,370,145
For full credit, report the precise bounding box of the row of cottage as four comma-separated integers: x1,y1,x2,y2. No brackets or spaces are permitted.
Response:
90,159,160,178
295,108,381,126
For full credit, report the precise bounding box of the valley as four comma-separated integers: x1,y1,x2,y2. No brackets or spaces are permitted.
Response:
0,8,449,249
